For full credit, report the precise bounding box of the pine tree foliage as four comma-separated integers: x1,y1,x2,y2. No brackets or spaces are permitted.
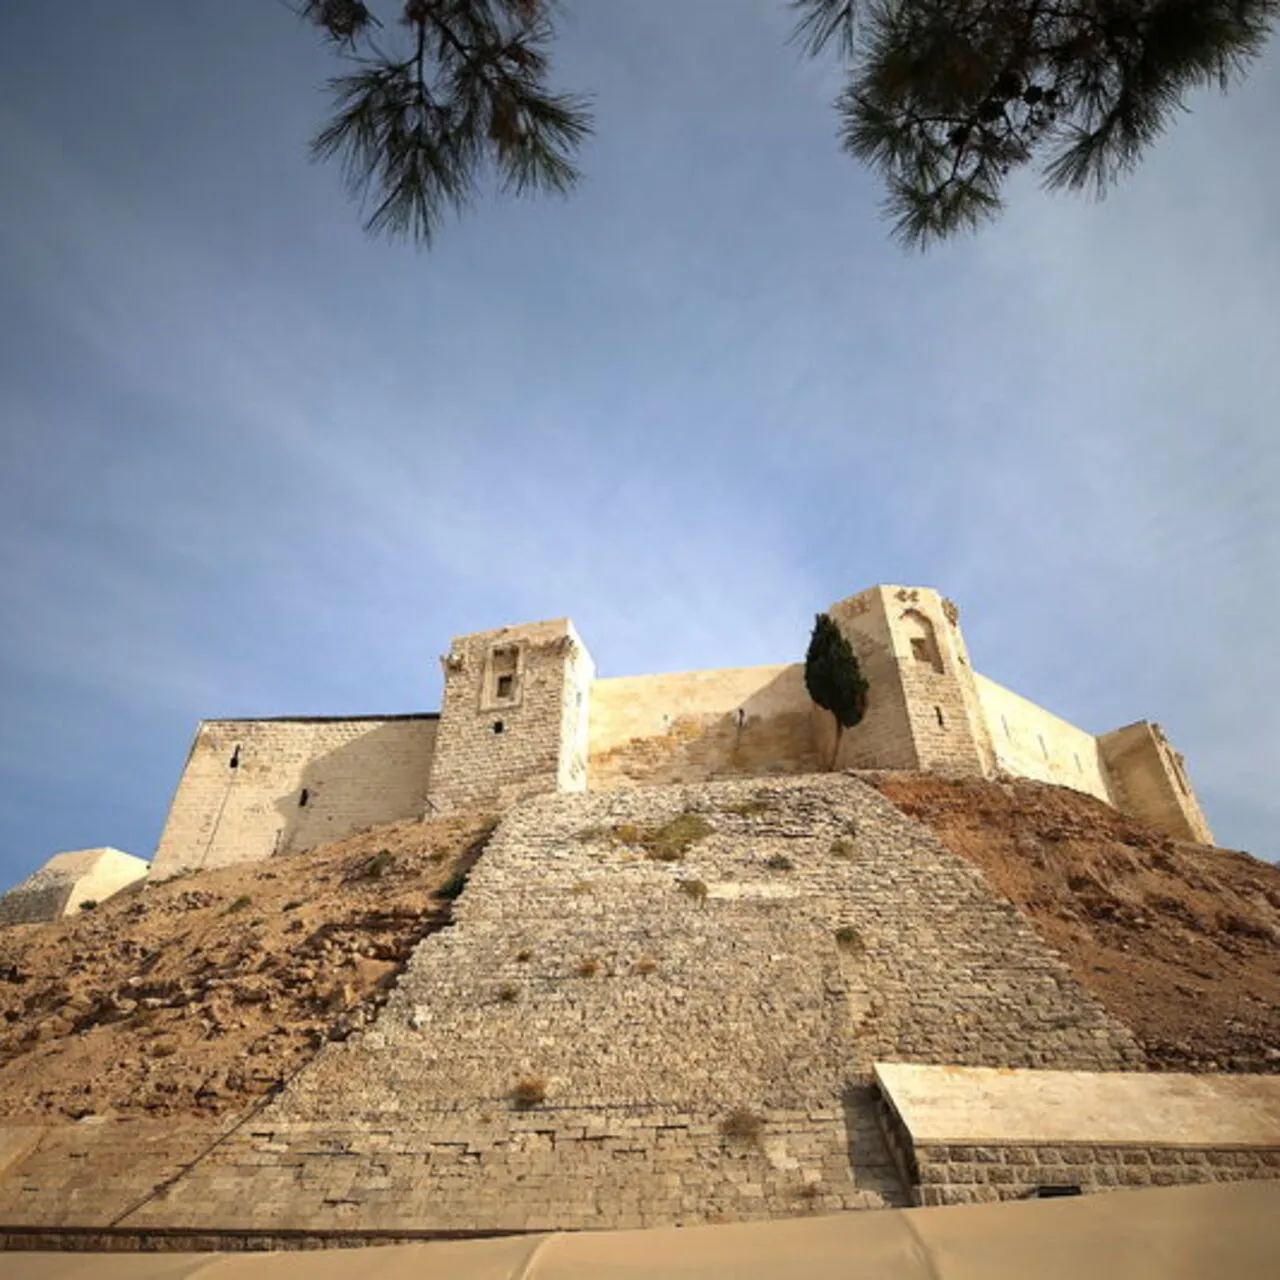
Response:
298,3,1276,247
299,1,591,243
790,1,1277,246
804,613,869,767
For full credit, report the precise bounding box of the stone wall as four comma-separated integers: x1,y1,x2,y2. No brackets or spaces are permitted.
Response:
975,675,1115,804
909,1140,1280,1205
67,775,1141,1234
426,620,593,817
0,849,149,926
872,1063,1280,1206
588,664,823,790
139,585,1214,878
150,717,438,879
1100,722,1214,844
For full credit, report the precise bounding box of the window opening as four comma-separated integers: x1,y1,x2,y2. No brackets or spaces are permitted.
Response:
934,706,945,728
496,674,514,699
493,720,505,734
299,788,310,807
901,610,944,674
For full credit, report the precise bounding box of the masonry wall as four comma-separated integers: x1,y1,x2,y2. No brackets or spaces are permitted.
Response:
879,587,996,777
150,717,439,879
1100,723,1214,845
824,592,917,772
0,849,149,926
587,664,823,789
426,620,589,816
61,774,1142,1235
976,675,1115,803
909,1139,1280,1205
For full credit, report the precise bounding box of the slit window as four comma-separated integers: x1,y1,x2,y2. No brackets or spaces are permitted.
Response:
934,706,945,729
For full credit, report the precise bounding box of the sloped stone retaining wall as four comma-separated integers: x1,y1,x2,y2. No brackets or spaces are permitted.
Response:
74,774,1142,1233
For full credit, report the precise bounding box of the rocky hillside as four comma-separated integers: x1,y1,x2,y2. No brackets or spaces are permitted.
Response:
2,772,1277,1130
869,773,1280,1074
0,814,495,1120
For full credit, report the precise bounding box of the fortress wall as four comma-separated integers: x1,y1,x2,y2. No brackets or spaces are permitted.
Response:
150,717,438,879
587,664,824,789
0,849,148,926
426,620,582,815
117,775,1140,1234
1099,723,1214,845
825,592,919,772
975,675,1114,803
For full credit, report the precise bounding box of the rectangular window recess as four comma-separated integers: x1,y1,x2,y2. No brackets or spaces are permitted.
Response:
496,674,514,699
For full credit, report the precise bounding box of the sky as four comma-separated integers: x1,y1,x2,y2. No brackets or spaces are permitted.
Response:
0,2,1277,890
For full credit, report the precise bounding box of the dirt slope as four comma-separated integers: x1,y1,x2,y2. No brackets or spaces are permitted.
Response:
0,814,494,1121
869,773,1280,1073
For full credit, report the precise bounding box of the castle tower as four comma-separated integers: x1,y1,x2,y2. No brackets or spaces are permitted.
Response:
425,618,595,816
824,585,995,777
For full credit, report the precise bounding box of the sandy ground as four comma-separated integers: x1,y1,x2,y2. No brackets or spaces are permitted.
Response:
0,814,494,1120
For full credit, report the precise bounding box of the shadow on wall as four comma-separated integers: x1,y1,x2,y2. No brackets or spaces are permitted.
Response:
263,720,437,860
588,667,830,790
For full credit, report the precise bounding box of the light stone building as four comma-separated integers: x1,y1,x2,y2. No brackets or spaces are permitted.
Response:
0,847,149,925
148,583,1212,879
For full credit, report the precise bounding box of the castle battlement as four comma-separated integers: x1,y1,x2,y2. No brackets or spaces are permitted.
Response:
147,584,1212,879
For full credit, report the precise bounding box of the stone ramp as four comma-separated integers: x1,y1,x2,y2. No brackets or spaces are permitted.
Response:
6,775,1141,1232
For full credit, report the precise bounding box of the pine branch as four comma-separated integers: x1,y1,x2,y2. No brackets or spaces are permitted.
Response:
794,0,1279,246
303,0,592,244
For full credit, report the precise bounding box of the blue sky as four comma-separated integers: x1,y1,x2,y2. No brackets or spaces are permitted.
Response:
1,2,1277,888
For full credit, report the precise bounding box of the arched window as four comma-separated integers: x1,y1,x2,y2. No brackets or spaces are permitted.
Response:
901,610,944,674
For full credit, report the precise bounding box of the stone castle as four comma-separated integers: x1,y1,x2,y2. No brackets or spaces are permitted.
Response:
3,585,1276,1238
150,582,1211,881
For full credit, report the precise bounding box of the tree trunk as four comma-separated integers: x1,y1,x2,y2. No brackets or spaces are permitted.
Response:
829,715,843,771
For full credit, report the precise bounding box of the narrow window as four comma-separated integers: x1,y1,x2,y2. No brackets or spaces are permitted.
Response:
487,645,520,705
298,788,310,807
229,746,240,769
493,720,505,734
934,706,945,729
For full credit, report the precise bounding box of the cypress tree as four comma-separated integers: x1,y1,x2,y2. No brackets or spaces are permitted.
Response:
804,613,869,769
